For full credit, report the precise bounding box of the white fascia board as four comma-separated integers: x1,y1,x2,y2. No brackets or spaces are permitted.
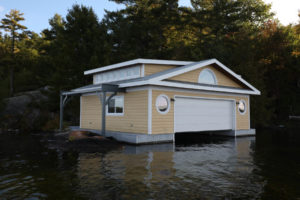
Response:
148,58,260,95
140,59,193,65
151,81,260,95
67,86,102,95
84,58,194,75
119,80,260,95
213,59,261,95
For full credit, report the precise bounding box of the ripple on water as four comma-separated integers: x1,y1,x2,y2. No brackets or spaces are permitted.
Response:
1,132,300,199
0,172,47,199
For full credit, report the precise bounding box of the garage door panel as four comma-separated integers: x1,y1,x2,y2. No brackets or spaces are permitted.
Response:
174,97,234,132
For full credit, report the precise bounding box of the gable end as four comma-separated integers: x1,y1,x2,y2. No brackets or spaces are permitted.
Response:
167,65,246,89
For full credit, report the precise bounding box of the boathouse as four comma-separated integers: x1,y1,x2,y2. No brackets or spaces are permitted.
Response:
60,59,260,144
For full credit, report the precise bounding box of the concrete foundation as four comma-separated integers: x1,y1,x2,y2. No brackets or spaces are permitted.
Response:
69,126,174,144
69,127,255,144
105,131,174,144
211,129,256,137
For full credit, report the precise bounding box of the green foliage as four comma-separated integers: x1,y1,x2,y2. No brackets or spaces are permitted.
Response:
104,0,184,60
0,1,300,130
0,9,27,40
47,5,111,91
0,9,28,96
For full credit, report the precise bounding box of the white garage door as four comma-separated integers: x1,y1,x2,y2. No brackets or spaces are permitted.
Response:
174,97,234,133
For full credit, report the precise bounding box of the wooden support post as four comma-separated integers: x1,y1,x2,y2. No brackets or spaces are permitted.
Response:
59,94,63,131
97,91,117,137
59,93,69,131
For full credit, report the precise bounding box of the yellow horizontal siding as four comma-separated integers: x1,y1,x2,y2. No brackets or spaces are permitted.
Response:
152,90,250,134
80,95,102,130
144,64,176,76
80,90,148,134
168,65,245,88
81,88,250,135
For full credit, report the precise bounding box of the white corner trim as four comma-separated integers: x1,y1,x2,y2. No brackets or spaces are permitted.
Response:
80,95,82,128
248,96,251,129
148,89,152,134
234,99,237,130
84,58,193,75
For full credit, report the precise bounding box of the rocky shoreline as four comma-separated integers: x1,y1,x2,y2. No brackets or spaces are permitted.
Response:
41,130,123,153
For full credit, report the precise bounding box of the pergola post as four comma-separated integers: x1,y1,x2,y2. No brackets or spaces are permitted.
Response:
60,84,124,134
98,91,117,137
59,93,69,131
59,94,64,131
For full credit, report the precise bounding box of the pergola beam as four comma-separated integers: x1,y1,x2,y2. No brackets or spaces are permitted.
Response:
59,84,125,133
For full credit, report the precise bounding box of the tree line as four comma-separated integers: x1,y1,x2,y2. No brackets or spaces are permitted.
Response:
0,0,300,128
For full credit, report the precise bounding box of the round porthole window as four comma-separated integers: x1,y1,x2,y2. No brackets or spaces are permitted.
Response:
238,100,246,114
156,95,170,114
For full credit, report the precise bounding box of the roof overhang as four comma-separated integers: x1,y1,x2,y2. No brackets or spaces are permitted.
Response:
66,58,260,96
84,58,194,75
116,80,260,95
61,84,125,96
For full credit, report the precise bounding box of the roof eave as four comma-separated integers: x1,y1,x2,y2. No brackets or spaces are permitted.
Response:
119,80,260,95
84,58,194,75
62,84,125,96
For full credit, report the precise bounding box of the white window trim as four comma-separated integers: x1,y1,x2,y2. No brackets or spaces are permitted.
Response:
198,68,218,85
106,95,125,116
238,99,247,115
155,94,171,114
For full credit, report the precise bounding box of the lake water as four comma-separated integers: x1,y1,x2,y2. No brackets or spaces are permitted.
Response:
0,130,299,200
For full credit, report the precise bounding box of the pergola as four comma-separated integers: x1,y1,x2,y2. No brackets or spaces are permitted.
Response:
59,84,125,136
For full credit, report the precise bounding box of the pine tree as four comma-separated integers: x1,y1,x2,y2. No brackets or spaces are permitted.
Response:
0,9,27,96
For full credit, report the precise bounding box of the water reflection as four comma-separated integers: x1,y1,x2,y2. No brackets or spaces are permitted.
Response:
75,137,265,199
76,143,176,199
1,131,300,199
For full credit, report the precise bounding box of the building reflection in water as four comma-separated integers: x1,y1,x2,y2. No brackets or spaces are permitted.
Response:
76,143,175,198
76,136,259,199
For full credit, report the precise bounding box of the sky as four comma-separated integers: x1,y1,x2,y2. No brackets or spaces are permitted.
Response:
0,0,299,34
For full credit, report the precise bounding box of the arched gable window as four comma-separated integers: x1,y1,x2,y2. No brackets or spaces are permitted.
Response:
198,69,217,85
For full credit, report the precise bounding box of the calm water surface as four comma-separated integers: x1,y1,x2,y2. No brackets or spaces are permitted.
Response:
0,130,299,200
